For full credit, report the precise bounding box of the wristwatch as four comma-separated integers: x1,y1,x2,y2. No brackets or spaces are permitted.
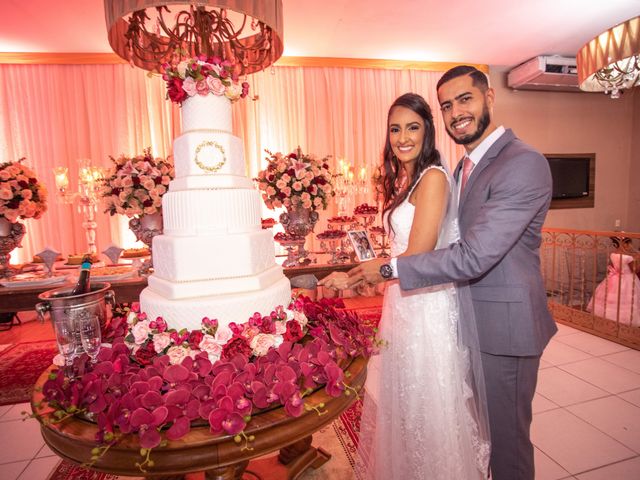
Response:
379,263,394,279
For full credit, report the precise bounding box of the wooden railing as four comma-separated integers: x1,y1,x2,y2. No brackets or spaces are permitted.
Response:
541,228,640,349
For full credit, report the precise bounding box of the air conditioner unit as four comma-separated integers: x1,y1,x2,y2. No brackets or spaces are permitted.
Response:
507,56,580,92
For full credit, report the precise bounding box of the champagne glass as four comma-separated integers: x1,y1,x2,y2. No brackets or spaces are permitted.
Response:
53,317,76,373
80,315,102,363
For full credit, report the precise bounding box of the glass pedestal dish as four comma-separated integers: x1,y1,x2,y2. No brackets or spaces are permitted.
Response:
316,230,348,264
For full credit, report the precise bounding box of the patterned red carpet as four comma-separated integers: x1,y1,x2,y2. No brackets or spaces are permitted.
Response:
0,340,58,406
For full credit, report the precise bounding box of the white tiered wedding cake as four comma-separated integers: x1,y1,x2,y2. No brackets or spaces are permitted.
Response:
140,93,291,331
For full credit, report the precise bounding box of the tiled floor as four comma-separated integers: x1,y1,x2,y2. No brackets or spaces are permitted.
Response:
1,320,639,479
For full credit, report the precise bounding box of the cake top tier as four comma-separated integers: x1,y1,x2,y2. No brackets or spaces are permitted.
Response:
162,57,250,133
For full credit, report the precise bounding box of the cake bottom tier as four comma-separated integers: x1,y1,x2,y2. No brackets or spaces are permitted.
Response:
139,276,292,331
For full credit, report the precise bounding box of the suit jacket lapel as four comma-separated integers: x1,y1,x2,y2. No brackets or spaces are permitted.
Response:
459,129,516,210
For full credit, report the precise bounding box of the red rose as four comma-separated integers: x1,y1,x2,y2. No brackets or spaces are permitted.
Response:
167,78,187,103
188,330,204,349
134,341,156,366
284,320,304,342
221,336,252,360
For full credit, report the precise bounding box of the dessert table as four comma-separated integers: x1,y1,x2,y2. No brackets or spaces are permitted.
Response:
31,356,367,480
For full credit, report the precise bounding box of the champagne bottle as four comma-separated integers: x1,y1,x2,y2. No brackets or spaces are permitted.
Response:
70,255,92,296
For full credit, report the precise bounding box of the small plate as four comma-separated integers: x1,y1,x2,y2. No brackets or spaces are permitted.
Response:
0,275,68,288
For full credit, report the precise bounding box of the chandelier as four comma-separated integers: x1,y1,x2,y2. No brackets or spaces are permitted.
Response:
577,16,639,99
104,0,284,75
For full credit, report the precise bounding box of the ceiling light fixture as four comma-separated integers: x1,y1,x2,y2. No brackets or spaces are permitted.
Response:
104,0,284,75
577,16,639,99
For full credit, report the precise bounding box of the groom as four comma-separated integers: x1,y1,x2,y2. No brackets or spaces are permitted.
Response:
341,66,557,479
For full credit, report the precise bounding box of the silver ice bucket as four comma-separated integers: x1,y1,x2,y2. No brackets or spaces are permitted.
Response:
36,283,115,355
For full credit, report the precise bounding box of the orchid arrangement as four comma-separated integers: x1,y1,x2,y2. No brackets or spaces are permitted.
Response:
38,297,379,471
255,150,335,211
0,158,48,223
162,56,249,105
100,148,174,217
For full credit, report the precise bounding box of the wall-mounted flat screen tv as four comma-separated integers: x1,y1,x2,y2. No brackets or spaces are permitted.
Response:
545,154,594,200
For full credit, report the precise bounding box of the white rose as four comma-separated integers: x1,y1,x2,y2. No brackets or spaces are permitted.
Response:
293,311,308,328
166,345,190,365
177,61,188,78
126,311,138,325
224,83,242,100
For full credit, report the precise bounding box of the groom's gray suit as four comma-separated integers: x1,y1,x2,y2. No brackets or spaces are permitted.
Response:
397,129,557,479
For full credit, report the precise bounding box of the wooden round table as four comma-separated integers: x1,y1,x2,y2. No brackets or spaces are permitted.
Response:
32,356,367,480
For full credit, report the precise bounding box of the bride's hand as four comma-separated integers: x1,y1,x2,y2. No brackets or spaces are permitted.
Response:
318,272,354,290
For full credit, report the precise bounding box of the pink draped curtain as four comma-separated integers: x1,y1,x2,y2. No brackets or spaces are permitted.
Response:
0,63,464,262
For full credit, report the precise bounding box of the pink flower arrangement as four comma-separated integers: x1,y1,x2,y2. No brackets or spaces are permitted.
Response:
38,297,379,471
100,148,174,217
0,158,48,223
255,150,335,211
162,56,249,105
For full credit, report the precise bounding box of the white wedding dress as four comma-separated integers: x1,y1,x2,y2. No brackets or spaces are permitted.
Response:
356,165,490,480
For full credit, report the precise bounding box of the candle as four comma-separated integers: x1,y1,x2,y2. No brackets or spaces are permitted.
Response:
53,167,69,192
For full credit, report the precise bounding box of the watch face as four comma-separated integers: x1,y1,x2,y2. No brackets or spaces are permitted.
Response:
380,263,393,279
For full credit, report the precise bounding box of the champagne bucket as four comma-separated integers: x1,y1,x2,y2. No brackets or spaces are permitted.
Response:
36,283,115,355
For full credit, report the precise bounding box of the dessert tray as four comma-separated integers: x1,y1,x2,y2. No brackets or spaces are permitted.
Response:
0,273,69,288
90,265,136,281
121,248,150,258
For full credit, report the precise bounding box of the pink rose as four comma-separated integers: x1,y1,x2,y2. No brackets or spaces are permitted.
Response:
198,334,222,363
292,181,303,192
206,76,226,95
214,325,233,345
152,332,172,353
182,77,197,96
132,321,152,344
196,79,209,96
250,333,278,356
274,320,287,335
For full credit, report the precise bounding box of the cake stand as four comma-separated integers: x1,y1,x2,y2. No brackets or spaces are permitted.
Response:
275,234,308,268
316,230,348,264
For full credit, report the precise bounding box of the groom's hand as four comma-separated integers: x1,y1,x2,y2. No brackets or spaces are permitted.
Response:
347,257,387,286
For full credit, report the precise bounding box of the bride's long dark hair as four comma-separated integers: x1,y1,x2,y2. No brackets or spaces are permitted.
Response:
381,93,442,228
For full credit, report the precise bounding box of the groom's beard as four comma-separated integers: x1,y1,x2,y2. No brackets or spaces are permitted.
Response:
447,105,491,145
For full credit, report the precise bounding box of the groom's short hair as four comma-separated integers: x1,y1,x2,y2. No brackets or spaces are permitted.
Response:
437,65,489,92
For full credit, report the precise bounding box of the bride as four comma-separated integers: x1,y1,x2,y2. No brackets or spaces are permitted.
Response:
321,93,490,479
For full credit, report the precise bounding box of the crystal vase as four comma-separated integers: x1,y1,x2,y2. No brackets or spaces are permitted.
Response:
0,217,26,278
128,210,163,275
279,205,319,261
